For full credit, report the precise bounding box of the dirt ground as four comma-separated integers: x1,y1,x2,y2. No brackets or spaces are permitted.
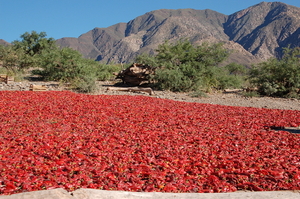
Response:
95,81,300,111
1,80,299,111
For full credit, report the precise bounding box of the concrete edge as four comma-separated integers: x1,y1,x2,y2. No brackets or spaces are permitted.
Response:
0,189,299,199
0,188,71,199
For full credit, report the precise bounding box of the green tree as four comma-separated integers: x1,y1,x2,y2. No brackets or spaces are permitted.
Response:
214,66,245,90
135,53,159,67
95,63,123,81
12,31,56,55
225,62,247,76
34,47,98,92
249,46,300,98
136,39,231,92
12,31,57,69
0,45,22,74
1,31,111,92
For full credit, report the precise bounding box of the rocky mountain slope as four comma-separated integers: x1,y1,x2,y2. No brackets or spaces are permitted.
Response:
55,2,300,65
224,2,300,59
0,39,10,46
2,2,299,66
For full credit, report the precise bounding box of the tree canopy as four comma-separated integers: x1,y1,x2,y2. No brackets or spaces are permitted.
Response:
249,46,300,98
135,39,238,92
0,31,100,92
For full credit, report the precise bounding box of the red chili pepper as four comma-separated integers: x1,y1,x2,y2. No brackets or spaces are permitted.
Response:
0,91,299,194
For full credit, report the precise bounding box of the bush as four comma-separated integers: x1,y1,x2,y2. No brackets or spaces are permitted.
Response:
34,47,98,93
188,90,208,98
242,91,260,98
249,47,300,98
136,39,232,92
153,65,193,92
214,66,246,90
70,75,97,93
96,64,123,81
0,31,100,93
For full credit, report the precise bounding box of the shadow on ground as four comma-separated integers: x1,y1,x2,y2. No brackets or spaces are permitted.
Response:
271,127,300,134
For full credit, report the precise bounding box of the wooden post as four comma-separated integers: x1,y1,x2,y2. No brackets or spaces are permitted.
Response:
5,76,14,84
107,87,154,95
29,84,48,91
0,74,7,82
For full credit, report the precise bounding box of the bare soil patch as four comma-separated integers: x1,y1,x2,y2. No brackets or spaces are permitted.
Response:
95,81,300,111
1,80,299,111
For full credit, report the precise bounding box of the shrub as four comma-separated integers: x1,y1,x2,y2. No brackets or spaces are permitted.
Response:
70,75,97,93
249,47,300,98
153,65,193,92
136,39,231,92
214,66,246,90
0,31,100,93
34,47,98,93
96,64,123,81
188,90,208,98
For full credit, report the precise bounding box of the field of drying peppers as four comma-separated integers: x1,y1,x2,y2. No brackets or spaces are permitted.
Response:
0,91,299,195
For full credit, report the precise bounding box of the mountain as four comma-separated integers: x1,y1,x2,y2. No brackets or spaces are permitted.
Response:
2,2,299,66
0,39,10,46
224,2,300,59
57,8,258,65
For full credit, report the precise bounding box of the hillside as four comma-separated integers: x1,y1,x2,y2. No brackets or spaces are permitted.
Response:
224,2,300,59
1,2,300,66
0,39,10,46
54,2,300,65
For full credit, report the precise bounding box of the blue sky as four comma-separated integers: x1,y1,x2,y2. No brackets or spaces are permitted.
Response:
1,0,300,43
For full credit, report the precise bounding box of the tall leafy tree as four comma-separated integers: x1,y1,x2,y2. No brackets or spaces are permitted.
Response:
225,63,247,76
12,31,57,69
4,30,100,92
12,31,56,55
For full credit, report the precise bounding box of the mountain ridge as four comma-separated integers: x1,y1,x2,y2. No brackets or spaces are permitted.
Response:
2,2,300,66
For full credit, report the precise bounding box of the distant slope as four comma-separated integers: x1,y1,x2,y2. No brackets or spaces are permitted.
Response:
0,39,10,46
56,8,237,64
57,8,258,66
224,2,300,59
0,1,291,66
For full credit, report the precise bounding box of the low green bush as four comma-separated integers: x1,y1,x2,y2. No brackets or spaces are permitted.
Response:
96,64,123,81
135,39,248,92
249,47,300,98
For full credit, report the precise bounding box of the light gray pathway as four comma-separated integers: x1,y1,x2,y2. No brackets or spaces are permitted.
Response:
0,189,299,199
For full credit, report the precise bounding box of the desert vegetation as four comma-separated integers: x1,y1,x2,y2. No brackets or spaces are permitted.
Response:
136,39,300,99
135,39,247,95
0,31,300,99
0,31,122,93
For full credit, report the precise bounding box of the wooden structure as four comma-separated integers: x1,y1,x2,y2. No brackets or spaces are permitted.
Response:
114,63,156,86
29,84,48,91
0,75,14,84
0,74,7,82
107,86,154,95
6,76,14,84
